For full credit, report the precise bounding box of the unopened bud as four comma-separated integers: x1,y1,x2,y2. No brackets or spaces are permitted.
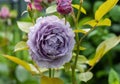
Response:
57,0,72,15
0,6,10,19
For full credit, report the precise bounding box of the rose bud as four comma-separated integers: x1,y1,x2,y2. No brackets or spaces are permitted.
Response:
57,0,72,15
34,2,43,11
0,6,10,19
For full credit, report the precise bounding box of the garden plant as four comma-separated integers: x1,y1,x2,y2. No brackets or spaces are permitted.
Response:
0,0,120,84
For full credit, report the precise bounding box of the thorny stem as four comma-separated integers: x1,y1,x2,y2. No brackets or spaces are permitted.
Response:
72,32,79,84
71,0,98,83
71,11,77,27
72,67,76,84
72,26,96,84
74,0,83,68
71,0,83,84
76,0,83,23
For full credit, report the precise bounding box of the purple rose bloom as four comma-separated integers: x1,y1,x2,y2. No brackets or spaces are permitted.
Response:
27,15,75,68
57,0,72,15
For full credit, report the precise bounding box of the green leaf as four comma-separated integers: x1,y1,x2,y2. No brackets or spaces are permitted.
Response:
17,21,33,33
78,17,92,27
79,72,93,82
77,64,87,72
109,5,120,22
15,65,29,82
95,0,118,21
64,63,71,72
73,53,88,64
108,69,120,84
88,36,120,66
77,55,88,64
93,1,103,13
0,31,13,42
72,4,86,14
14,41,29,52
41,76,64,84
10,10,17,18
46,5,57,14
0,63,9,75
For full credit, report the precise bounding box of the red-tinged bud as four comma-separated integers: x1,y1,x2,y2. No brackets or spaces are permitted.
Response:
34,2,43,11
27,3,33,11
27,3,34,19
57,0,72,15
26,0,43,11
0,6,10,19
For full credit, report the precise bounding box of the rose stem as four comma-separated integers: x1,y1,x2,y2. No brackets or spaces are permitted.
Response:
77,0,83,22
49,68,52,78
52,69,55,77
71,0,83,84
64,15,67,25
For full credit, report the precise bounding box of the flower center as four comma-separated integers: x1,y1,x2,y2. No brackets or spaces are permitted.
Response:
43,34,64,57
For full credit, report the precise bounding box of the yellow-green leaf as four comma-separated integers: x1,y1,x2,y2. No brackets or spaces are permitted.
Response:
64,63,71,72
72,54,88,64
109,69,120,84
4,55,31,71
95,0,118,21
46,5,57,14
41,76,64,84
14,41,29,52
88,44,106,66
79,72,93,82
72,4,86,14
84,18,111,27
17,21,33,33
79,46,86,50
74,45,86,51
2,55,41,74
84,20,97,27
97,18,111,26
77,64,87,72
77,55,88,64
74,29,90,34
88,36,120,66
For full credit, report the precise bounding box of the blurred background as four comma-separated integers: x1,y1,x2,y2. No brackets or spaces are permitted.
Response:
0,0,120,84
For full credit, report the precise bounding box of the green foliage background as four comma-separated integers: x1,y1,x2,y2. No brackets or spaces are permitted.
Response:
0,0,120,84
